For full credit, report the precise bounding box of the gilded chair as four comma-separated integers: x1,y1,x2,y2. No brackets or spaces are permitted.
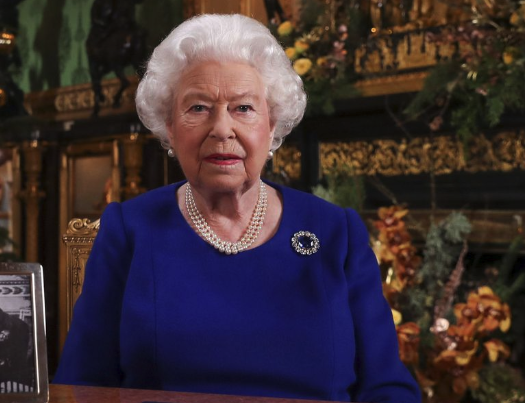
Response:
61,218,100,334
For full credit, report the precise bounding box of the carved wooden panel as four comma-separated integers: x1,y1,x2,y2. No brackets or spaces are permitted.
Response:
60,218,100,350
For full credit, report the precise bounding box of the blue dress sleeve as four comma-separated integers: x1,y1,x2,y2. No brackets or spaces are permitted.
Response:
345,209,421,403
53,202,132,386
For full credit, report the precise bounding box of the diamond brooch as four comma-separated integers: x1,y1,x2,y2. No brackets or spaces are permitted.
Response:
291,231,320,255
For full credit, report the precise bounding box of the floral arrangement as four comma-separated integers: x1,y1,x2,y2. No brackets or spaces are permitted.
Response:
373,206,525,403
272,0,359,115
404,0,525,143
268,0,525,142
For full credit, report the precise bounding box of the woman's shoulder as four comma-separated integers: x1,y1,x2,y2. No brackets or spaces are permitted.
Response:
100,182,182,227
114,182,180,214
122,182,181,207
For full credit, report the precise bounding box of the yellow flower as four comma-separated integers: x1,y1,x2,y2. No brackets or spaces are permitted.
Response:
499,303,511,332
503,48,518,65
285,47,298,60
391,308,402,325
512,5,525,25
484,339,510,362
293,58,312,76
316,57,328,67
294,40,309,53
277,21,293,36
503,52,514,64
477,286,494,296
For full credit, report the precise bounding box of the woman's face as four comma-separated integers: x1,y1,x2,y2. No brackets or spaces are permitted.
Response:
166,62,275,194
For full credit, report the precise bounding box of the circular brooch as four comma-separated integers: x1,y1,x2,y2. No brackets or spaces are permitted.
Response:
291,231,320,255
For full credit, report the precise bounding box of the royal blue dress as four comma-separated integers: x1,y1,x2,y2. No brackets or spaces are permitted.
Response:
54,181,421,403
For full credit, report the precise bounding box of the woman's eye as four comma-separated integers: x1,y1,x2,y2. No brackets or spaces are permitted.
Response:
236,105,253,113
190,105,207,112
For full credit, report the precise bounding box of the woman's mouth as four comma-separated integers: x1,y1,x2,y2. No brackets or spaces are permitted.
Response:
204,154,242,166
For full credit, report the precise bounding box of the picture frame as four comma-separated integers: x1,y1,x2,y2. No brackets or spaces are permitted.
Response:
0,263,48,403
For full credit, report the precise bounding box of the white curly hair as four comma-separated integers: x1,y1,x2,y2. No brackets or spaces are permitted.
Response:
135,13,307,152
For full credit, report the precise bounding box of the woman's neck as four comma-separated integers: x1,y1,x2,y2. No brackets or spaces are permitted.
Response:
177,180,283,248
189,181,260,223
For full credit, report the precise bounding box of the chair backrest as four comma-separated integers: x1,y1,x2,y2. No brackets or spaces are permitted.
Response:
61,218,100,330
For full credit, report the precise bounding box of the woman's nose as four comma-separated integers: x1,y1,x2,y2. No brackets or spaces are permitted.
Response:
209,108,235,140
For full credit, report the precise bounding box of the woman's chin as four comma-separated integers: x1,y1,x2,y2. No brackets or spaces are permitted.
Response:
192,174,260,194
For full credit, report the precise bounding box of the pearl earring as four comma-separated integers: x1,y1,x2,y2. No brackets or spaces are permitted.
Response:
168,148,175,158
268,150,274,159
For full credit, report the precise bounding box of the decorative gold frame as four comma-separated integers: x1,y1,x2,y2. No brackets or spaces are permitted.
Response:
0,263,48,403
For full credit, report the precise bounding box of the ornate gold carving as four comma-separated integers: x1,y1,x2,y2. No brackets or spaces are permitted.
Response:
273,131,525,180
355,30,456,75
273,144,301,180
65,218,101,236
355,72,428,97
70,247,92,294
320,131,525,177
62,217,100,331
25,76,138,121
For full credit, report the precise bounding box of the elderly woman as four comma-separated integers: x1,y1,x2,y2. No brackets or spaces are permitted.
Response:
54,14,421,403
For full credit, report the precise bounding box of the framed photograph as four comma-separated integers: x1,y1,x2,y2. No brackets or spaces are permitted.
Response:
0,263,48,403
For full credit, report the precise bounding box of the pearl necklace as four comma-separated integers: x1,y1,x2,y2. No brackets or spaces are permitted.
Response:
185,180,267,255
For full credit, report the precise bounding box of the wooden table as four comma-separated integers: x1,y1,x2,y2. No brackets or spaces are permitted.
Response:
49,384,345,403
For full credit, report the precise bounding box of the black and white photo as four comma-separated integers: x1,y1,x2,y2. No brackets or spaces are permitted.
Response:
0,264,48,403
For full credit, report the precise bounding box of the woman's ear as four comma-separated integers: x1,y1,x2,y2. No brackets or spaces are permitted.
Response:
166,121,176,148
269,121,276,148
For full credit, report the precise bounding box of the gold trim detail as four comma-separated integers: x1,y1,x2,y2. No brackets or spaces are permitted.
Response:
62,217,100,335
354,72,428,97
273,144,301,180
25,77,138,121
320,131,525,176
273,131,525,180
65,218,101,236
355,31,455,76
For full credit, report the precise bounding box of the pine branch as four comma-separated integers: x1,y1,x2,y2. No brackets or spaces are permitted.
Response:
433,240,468,322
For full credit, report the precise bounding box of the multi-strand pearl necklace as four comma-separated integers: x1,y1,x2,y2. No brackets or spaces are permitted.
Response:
185,180,267,255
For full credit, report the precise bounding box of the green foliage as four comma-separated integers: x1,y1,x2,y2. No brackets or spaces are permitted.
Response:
405,212,472,321
494,235,525,302
312,169,365,212
404,22,525,144
404,61,462,120
297,0,325,30
470,363,525,403
488,235,525,357
305,79,359,116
